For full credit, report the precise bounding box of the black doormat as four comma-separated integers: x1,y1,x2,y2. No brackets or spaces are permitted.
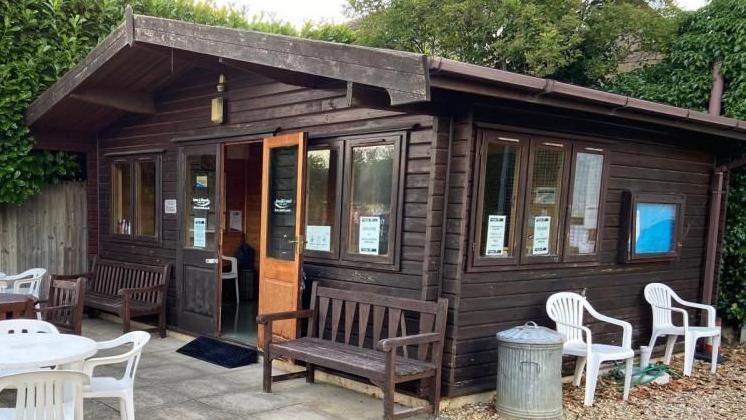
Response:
176,336,257,368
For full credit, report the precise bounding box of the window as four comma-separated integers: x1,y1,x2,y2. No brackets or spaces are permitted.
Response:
469,129,608,270
303,133,402,268
622,193,685,262
305,145,341,258
109,154,161,240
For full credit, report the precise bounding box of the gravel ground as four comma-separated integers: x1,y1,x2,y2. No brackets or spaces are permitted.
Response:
442,345,746,420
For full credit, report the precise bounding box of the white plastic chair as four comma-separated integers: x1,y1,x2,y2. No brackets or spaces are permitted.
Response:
0,319,60,334
2,268,46,297
82,331,151,420
644,283,721,376
222,255,239,304
0,370,89,420
546,292,634,406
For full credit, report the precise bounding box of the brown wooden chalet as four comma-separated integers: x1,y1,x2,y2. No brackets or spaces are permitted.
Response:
27,8,744,397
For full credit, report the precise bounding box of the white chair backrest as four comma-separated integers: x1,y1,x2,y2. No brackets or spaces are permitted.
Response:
105,331,151,381
6,268,46,297
221,256,237,276
0,319,60,334
644,283,677,327
547,292,591,343
0,370,88,420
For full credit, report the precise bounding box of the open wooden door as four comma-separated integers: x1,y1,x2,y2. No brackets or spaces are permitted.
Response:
258,132,306,346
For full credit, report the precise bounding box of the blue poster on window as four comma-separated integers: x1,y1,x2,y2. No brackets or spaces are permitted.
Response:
635,203,676,254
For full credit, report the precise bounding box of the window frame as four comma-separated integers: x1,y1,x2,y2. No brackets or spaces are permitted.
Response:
303,141,344,261
469,130,529,268
520,137,572,265
621,192,685,263
562,143,609,263
467,129,610,272
339,134,403,268
108,153,162,244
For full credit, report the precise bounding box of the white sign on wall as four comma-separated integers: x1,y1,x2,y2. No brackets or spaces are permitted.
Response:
306,225,332,252
164,199,177,214
484,215,506,256
229,210,242,232
533,216,551,255
359,216,381,255
193,217,206,248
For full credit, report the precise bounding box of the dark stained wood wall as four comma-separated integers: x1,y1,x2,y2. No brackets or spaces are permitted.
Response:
443,103,717,396
94,66,437,324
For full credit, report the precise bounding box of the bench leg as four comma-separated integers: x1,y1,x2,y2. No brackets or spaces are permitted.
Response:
158,310,167,338
306,364,315,384
262,353,272,393
429,373,442,418
383,351,395,420
121,308,131,334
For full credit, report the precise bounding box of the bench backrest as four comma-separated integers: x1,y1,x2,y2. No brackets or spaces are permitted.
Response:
91,257,169,303
308,284,448,364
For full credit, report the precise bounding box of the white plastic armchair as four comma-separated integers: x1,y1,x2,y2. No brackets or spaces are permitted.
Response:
0,319,59,334
644,283,720,376
82,331,151,420
222,255,239,304
546,292,634,406
3,268,46,297
0,370,89,420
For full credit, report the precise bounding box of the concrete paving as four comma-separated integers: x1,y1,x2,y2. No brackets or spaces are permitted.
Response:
6,318,429,420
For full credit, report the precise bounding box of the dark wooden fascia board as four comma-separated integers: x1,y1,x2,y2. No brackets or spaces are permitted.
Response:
132,14,430,106
430,76,746,142
25,24,129,125
69,88,156,115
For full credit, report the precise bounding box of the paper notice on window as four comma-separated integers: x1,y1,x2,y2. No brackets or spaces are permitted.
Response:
306,225,331,252
359,216,380,255
229,210,242,232
484,215,506,256
532,216,551,255
193,217,206,248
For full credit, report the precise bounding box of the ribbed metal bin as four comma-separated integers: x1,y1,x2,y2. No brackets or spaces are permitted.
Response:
495,322,564,419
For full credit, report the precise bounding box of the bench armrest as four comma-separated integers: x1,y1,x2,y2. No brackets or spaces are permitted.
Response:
119,284,166,302
256,309,314,324
51,273,92,281
377,332,442,352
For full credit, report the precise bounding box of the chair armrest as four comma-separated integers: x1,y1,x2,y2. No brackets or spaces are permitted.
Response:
82,351,136,377
676,300,716,327
256,309,314,324
554,320,593,354
650,303,689,329
587,311,633,349
376,332,441,352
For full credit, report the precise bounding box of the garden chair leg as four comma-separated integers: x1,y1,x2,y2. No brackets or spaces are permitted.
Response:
583,356,602,406
683,334,697,376
711,334,721,374
573,357,586,387
664,335,677,364
623,358,633,400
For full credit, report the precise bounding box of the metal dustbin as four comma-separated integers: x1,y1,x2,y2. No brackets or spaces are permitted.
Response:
495,321,564,419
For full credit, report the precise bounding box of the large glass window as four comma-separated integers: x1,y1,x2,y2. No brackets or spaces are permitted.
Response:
136,159,157,237
477,138,522,262
112,161,131,235
305,147,340,256
566,152,604,257
524,143,566,259
470,130,609,270
347,143,395,258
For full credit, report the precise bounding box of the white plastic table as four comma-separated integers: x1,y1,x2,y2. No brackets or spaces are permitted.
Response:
0,333,97,370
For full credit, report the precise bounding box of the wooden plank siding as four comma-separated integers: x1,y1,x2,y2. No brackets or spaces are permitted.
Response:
443,104,716,396
94,66,436,325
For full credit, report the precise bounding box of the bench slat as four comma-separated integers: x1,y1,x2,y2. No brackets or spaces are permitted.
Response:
344,301,356,345
358,303,370,348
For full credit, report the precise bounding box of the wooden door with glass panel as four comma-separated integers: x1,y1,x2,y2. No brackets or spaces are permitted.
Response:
176,144,221,335
258,132,306,346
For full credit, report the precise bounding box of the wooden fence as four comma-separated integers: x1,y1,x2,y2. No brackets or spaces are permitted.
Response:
0,182,87,276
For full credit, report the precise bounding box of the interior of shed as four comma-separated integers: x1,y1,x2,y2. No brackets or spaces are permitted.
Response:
220,141,263,345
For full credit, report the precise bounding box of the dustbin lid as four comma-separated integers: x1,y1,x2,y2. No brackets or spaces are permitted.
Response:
496,321,564,345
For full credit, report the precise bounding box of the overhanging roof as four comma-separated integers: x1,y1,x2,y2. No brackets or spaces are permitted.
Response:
26,8,746,141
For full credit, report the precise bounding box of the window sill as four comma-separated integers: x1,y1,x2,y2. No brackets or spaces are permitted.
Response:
106,234,162,246
304,256,400,273
465,260,601,273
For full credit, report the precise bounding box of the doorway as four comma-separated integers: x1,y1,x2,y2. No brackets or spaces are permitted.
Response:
220,141,263,345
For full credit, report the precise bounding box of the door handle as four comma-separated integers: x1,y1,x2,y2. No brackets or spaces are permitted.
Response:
205,258,219,264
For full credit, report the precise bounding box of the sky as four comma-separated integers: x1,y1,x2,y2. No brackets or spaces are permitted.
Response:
213,0,709,28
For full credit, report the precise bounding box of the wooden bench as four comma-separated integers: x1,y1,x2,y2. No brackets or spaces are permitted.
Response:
257,283,448,420
52,257,170,337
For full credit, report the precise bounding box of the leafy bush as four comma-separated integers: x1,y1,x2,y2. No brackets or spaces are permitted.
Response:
0,0,352,205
